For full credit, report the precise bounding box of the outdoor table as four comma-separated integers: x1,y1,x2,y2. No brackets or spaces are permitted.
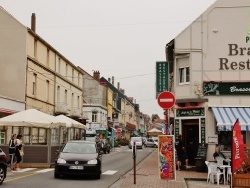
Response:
219,164,231,184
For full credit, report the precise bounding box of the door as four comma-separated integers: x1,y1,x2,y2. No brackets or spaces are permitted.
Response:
182,119,199,166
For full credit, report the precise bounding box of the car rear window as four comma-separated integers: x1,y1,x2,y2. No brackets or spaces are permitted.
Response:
131,138,142,142
63,142,97,154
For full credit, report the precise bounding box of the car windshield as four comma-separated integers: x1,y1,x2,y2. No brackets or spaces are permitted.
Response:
62,142,97,154
131,138,141,142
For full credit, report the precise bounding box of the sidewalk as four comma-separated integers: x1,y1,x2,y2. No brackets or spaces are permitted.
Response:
110,150,230,188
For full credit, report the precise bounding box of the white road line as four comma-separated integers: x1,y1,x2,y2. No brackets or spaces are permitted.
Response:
36,169,55,173
102,170,117,175
11,168,37,173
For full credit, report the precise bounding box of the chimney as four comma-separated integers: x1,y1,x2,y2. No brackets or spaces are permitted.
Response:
108,78,111,82
93,71,100,82
120,89,125,94
117,82,120,90
112,76,114,85
31,13,36,33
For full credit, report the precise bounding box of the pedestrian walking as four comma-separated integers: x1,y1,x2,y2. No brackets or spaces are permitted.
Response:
14,134,24,171
175,135,192,170
7,134,16,170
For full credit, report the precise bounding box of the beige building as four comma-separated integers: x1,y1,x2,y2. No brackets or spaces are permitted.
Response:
0,7,84,159
166,0,250,166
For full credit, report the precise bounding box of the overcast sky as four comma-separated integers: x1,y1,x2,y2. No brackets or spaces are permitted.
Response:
1,0,217,118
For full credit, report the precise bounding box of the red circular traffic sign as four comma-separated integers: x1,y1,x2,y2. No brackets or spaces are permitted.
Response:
157,91,176,109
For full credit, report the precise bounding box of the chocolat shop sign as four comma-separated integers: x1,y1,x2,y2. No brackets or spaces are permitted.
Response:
176,108,204,117
203,82,250,95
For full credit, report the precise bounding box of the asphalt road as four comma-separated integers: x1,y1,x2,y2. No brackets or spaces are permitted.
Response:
3,146,155,188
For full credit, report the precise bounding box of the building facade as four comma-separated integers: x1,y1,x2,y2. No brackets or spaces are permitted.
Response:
166,0,250,164
0,9,84,145
79,69,108,132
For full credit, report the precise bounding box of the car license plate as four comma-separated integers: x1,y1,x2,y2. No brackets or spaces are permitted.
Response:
69,166,84,170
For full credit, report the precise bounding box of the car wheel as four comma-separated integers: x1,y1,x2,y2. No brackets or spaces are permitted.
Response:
0,165,5,185
54,171,60,179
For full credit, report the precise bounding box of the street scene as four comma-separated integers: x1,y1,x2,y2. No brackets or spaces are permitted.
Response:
1,0,250,187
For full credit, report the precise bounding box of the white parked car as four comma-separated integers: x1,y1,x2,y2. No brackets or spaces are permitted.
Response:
128,137,143,149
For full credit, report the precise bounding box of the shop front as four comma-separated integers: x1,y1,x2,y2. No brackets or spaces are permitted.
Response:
210,107,250,158
174,105,206,166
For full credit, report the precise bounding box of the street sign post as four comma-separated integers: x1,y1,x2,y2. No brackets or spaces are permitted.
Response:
157,91,175,109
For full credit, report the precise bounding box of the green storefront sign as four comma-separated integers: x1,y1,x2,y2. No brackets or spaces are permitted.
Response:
176,108,205,117
175,119,180,140
200,118,206,144
156,61,169,98
203,82,250,95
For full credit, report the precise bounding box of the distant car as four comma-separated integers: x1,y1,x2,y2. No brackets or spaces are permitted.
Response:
128,137,143,149
0,148,7,185
54,140,102,179
144,138,158,148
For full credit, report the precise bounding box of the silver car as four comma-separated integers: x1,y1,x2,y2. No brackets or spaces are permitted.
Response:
144,138,158,148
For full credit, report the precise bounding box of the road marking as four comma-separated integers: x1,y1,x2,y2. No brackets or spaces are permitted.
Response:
36,168,54,173
102,170,117,175
5,172,38,182
11,168,37,172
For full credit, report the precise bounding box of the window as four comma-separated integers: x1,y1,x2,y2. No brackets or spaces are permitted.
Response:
77,96,80,108
66,64,68,78
46,48,50,66
58,58,61,74
179,67,190,84
34,39,37,58
218,131,246,151
46,80,49,101
64,90,67,103
71,93,74,107
0,131,5,144
92,112,97,122
33,73,37,96
57,86,60,102
78,73,80,86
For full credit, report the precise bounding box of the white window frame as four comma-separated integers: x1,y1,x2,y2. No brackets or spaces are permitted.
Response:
179,67,190,84
92,112,97,123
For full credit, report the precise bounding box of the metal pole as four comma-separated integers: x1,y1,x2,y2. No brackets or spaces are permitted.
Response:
133,141,136,184
165,109,169,135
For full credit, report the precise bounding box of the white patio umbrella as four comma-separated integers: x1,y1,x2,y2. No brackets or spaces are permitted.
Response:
55,115,86,129
0,108,65,128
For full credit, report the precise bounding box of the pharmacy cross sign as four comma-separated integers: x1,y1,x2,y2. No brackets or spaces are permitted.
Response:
157,91,176,109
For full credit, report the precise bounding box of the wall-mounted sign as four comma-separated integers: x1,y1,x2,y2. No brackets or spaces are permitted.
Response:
156,61,169,98
176,108,204,117
175,119,180,140
208,135,218,144
203,82,250,95
201,118,206,144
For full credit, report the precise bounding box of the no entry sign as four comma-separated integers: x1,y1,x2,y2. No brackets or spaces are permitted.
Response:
157,91,175,109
